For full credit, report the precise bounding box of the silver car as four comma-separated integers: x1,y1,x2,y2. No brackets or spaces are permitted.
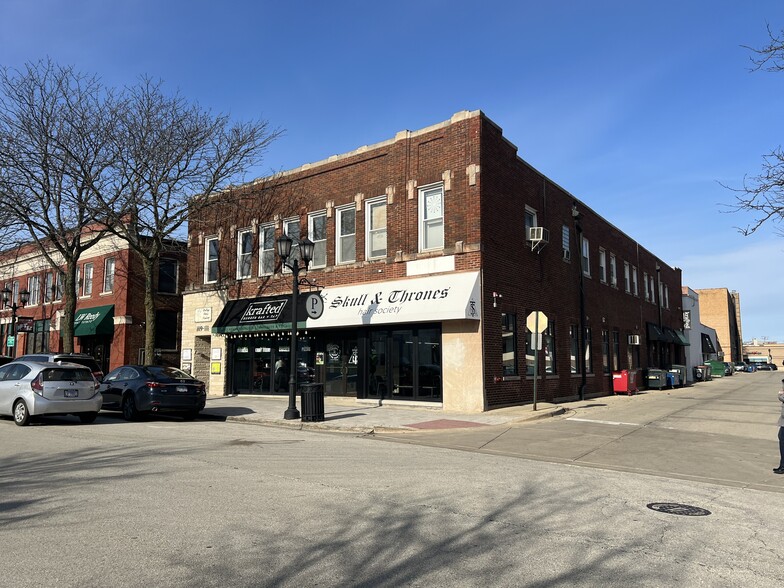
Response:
0,361,103,426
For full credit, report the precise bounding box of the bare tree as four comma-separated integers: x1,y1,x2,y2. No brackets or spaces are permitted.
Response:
98,78,283,364
727,25,784,235
0,59,119,352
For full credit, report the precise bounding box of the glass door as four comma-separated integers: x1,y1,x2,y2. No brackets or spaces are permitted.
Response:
367,331,388,399
324,338,358,396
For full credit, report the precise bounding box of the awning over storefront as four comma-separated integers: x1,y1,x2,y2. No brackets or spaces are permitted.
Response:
701,333,717,354
308,271,481,328
646,322,665,341
673,329,690,346
73,304,115,337
212,296,307,335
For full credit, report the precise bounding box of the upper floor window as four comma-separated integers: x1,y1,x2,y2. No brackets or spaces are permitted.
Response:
308,211,327,268
623,262,631,293
643,273,650,301
524,207,538,241
336,205,356,264
54,272,63,301
598,249,607,283
581,237,590,276
502,312,517,376
44,272,53,303
205,237,219,284
632,266,639,296
103,258,116,293
28,275,41,305
83,263,93,297
649,273,657,304
366,197,387,259
282,218,300,273
609,254,617,288
419,183,444,252
664,285,670,309
562,225,570,260
237,229,253,279
259,224,276,276
158,258,178,294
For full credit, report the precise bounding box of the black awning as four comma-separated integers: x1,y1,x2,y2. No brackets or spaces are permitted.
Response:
701,333,717,354
212,296,307,334
647,322,665,341
673,330,690,346
661,327,678,344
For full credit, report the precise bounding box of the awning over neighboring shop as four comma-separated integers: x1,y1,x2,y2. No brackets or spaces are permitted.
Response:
673,329,690,346
212,296,307,335
73,304,115,337
308,271,481,328
701,333,717,354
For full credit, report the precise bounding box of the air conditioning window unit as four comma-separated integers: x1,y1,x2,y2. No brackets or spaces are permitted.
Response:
527,226,549,243
628,334,640,346
562,249,571,261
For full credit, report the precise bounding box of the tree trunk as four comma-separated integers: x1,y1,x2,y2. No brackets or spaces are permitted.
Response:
60,262,78,354
142,257,157,365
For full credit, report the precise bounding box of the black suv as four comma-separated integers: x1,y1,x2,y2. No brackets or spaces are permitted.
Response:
14,353,104,382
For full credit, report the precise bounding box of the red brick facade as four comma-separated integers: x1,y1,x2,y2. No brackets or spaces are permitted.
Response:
184,111,683,409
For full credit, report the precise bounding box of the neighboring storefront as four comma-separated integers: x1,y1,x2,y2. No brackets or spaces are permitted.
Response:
186,271,485,411
73,304,115,375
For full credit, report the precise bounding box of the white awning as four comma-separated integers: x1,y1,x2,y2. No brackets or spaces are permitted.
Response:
307,271,481,328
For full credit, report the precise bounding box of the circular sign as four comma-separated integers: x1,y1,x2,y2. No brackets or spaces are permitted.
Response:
305,292,324,319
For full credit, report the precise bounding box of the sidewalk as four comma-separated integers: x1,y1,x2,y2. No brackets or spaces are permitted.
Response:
201,393,566,433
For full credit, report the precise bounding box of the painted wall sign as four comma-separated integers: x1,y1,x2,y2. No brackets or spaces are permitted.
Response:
195,307,212,323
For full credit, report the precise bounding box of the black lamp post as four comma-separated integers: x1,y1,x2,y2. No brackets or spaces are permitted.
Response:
276,233,315,420
572,203,587,401
2,286,30,358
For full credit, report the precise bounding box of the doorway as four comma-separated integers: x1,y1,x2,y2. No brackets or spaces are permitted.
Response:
323,338,358,396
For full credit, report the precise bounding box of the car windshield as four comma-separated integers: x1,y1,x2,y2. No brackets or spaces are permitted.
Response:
145,366,192,380
42,367,94,382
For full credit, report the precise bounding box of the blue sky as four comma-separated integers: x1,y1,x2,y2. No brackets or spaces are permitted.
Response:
3,1,784,342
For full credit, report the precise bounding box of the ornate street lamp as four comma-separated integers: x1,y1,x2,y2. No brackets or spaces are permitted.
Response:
276,234,315,420
2,286,30,358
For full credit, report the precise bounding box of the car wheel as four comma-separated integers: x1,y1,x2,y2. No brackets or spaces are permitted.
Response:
13,399,30,427
78,412,98,424
122,394,139,421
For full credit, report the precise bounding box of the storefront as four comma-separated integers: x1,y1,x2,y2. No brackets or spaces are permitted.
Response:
211,271,482,406
74,304,114,375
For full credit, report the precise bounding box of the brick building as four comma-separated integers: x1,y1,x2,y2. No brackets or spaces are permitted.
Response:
181,111,685,411
0,234,186,373
693,288,743,363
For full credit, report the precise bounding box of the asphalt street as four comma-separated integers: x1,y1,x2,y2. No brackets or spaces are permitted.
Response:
1,371,783,587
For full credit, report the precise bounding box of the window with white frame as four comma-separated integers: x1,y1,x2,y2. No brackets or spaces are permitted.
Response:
598,249,607,283
581,237,590,276
419,183,444,252
54,272,63,300
282,218,300,272
237,229,253,279
83,263,93,296
623,261,630,293
650,274,656,304
524,207,538,241
609,254,617,287
103,257,115,292
336,205,356,264
259,224,276,276
28,275,40,305
643,273,650,301
562,225,570,258
366,197,387,259
205,237,219,283
632,266,639,296
308,211,327,268
44,272,53,303
664,285,670,309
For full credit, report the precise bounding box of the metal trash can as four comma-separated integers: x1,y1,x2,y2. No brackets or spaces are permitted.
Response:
669,364,687,387
693,366,704,381
646,368,667,390
300,383,325,422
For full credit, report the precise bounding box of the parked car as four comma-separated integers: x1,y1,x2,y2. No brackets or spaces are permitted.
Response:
0,360,102,426
723,362,734,376
98,365,206,421
733,362,747,372
14,353,104,382
755,363,773,371
771,363,779,371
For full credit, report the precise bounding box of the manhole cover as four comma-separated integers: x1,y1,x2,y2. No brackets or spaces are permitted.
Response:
646,502,711,516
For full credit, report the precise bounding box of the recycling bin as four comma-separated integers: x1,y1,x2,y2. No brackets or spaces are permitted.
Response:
300,383,325,422
612,369,639,395
646,368,667,390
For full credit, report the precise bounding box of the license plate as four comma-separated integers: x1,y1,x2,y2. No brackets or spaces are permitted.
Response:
176,386,188,393
64,390,78,398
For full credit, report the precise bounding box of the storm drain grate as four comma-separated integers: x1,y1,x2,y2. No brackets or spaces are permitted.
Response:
646,502,711,516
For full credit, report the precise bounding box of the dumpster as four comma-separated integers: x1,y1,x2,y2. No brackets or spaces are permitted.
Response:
707,360,725,378
646,368,667,390
612,369,639,395
669,364,687,387
300,383,325,422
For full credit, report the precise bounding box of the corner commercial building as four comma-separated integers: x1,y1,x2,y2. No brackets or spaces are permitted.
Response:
180,111,685,412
